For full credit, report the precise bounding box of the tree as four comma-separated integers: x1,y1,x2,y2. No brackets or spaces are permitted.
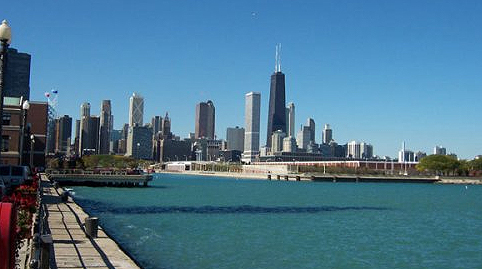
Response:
457,160,470,176
469,158,482,171
416,155,460,176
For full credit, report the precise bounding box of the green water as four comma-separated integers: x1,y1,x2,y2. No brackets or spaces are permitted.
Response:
71,173,482,268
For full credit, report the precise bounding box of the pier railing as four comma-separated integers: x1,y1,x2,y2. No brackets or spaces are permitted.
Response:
28,174,52,269
46,168,143,175
46,169,153,187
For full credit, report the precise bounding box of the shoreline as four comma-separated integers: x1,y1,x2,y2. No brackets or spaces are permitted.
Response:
157,170,482,185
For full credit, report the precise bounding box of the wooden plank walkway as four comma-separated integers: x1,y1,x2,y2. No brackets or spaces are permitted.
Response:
42,175,140,268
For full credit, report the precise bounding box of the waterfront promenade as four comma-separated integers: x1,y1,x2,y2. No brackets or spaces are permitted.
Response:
42,175,139,268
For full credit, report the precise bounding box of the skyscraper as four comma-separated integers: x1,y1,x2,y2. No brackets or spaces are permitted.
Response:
399,142,415,163
296,125,311,150
129,93,144,127
55,115,72,154
307,118,315,144
282,136,297,153
88,116,100,154
151,115,164,159
271,130,286,153
267,44,286,147
151,116,163,136
322,124,333,145
121,123,129,140
360,142,373,159
226,126,245,152
74,119,80,154
242,92,261,163
4,48,31,99
126,125,153,160
347,141,373,159
99,100,112,154
347,141,360,158
161,112,172,139
434,146,447,155
286,102,295,138
79,102,91,155
195,100,215,139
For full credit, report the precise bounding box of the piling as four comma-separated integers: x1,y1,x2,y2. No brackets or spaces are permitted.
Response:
85,217,99,238
40,235,52,269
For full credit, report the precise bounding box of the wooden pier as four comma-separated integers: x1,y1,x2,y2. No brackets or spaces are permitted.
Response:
48,173,153,187
41,175,140,268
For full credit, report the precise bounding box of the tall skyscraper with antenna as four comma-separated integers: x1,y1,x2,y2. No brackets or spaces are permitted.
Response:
266,44,286,147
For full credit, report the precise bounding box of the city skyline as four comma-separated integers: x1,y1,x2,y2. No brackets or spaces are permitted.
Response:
3,1,482,159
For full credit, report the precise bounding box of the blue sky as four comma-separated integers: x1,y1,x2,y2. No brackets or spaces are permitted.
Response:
2,1,482,159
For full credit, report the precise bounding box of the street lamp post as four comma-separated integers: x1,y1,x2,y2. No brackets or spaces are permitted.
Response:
136,142,140,160
0,20,12,162
19,99,29,165
30,134,35,168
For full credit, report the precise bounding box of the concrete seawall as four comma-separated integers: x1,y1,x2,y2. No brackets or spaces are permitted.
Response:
161,170,482,184
311,175,440,183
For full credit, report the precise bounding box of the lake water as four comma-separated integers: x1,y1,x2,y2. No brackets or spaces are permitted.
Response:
71,173,482,268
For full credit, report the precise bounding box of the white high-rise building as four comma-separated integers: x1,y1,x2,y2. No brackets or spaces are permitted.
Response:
398,142,415,163
242,92,261,163
286,102,295,138
282,136,297,153
347,141,360,158
360,142,373,159
347,141,373,159
322,124,333,144
79,102,91,155
296,126,311,150
271,130,286,153
129,92,144,127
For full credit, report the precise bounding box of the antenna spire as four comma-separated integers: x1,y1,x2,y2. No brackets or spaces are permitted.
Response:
278,43,281,72
274,43,282,73
275,44,278,72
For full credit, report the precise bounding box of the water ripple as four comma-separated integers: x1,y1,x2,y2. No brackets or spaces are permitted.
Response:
74,199,390,215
